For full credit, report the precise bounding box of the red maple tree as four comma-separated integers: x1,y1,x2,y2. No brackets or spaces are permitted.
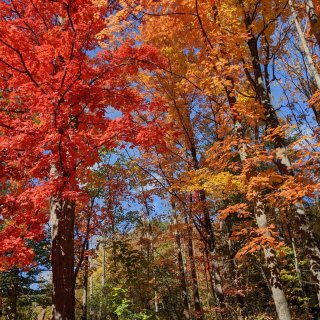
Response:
0,0,165,318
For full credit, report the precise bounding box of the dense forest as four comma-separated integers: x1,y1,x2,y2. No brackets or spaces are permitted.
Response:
0,0,320,319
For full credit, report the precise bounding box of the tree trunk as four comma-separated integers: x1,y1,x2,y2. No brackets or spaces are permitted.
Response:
177,232,191,320
98,240,106,320
50,196,75,320
186,215,203,320
249,38,320,309
89,244,94,320
290,233,303,287
189,145,225,306
203,251,214,309
81,239,89,320
239,141,291,320
294,203,320,305
225,88,291,320
102,239,106,289
255,197,292,320
221,220,247,320
172,201,191,319
170,81,225,307
7,268,18,320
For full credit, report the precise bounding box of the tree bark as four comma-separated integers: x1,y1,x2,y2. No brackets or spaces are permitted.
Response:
81,239,89,320
225,86,291,320
196,191,225,307
255,197,292,320
50,195,75,320
7,268,18,320
172,201,191,319
294,203,320,305
99,239,106,320
186,214,203,320
89,243,94,320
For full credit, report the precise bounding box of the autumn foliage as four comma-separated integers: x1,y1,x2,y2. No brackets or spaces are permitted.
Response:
0,0,320,319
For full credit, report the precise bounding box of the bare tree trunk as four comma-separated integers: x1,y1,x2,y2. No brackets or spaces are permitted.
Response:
186,214,203,320
207,249,224,306
203,251,214,309
50,197,75,320
81,239,89,320
99,239,106,320
7,268,18,320
49,162,76,320
151,238,159,314
142,195,159,313
220,220,246,320
102,239,106,289
172,201,191,319
197,192,225,307
89,242,94,320
255,197,292,320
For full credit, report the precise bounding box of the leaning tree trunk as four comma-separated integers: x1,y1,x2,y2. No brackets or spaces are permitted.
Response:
50,191,76,320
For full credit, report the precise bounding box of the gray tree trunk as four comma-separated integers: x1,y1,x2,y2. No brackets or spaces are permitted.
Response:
225,82,292,319
226,93,291,320
255,197,292,320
